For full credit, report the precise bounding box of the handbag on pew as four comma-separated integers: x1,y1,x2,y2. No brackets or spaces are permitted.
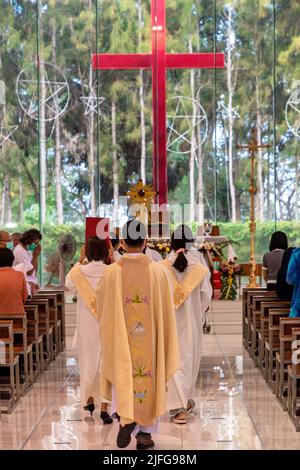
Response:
203,307,211,334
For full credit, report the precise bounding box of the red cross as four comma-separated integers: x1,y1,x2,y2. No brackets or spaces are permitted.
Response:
93,0,224,205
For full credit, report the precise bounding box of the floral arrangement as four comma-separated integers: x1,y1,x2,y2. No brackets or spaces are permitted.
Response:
219,260,241,300
147,239,171,257
194,240,223,258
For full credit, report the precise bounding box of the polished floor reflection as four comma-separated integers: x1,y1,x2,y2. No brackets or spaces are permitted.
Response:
0,334,299,450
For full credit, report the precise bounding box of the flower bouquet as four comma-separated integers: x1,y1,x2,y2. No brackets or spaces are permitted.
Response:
147,239,171,258
219,261,241,300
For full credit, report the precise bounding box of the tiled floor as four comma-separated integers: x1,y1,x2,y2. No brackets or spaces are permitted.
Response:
1,334,299,450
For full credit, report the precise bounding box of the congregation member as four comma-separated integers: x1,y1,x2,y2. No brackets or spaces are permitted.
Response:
111,235,122,262
276,246,295,301
162,225,212,424
66,237,113,424
144,245,162,262
287,247,300,317
14,229,42,295
262,231,288,290
11,232,21,248
0,248,28,315
0,230,11,248
96,220,179,450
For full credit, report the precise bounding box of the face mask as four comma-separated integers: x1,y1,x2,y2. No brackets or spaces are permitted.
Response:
28,243,37,251
7,242,14,250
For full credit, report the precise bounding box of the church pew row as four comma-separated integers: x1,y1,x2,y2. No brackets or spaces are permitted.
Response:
242,287,300,431
287,328,300,430
0,321,21,413
0,290,65,413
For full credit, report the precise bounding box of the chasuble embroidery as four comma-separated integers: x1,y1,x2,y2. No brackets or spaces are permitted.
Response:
121,258,154,424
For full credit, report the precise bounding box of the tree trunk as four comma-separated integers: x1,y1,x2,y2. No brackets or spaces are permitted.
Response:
38,0,47,225
226,6,236,222
51,11,64,224
0,179,5,226
87,0,96,216
138,0,146,183
3,174,12,225
189,38,195,222
88,63,96,216
111,99,119,225
195,19,204,225
19,170,24,222
256,77,264,222
295,154,299,221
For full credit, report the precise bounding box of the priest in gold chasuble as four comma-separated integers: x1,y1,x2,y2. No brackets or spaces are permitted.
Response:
95,220,179,450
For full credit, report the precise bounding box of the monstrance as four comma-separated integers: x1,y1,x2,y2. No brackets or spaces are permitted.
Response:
125,179,156,225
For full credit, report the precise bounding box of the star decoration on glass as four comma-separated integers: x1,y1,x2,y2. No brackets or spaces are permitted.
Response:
217,100,240,121
285,85,300,138
16,62,69,121
167,96,208,154
80,93,105,115
0,125,18,147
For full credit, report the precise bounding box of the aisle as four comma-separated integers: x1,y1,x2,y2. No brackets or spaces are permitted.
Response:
0,334,299,450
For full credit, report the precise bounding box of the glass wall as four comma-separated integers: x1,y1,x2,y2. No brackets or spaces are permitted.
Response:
1,0,300,281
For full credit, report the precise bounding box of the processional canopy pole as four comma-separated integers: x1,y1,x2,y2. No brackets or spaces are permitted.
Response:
236,128,271,288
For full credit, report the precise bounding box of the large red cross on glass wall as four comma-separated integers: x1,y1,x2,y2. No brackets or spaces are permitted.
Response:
93,0,224,205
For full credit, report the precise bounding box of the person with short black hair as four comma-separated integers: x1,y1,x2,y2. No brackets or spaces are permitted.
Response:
14,228,42,295
0,248,28,315
162,225,212,424
263,231,288,290
66,237,113,425
96,219,179,450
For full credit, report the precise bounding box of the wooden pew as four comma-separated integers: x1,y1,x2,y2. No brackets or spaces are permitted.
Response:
25,298,53,367
258,302,290,376
275,318,300,409
287,328,300,430
32,293,61,358
0,313,34,394
264,308,290,386
0,320,20,413
39,289,65,351
249,293,280,361
242,287,268,348
24,305,43,377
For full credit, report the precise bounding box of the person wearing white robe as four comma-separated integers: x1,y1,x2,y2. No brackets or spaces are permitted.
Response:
65,237,113,425
163,225,212,425
145,246,162,262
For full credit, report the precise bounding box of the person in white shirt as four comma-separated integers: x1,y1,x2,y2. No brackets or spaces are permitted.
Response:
0,230,33,293
145,246,163,262
162,225,212,425
66,237,113,425
13,229,42,296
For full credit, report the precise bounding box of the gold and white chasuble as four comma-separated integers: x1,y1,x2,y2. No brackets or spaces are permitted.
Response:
96,254,180,427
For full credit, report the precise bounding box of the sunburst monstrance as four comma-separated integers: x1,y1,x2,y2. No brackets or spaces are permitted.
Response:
125,179,156,209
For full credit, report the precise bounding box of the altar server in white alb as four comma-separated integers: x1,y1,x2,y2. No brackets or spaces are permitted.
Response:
162,225,212,424
65,237,113,425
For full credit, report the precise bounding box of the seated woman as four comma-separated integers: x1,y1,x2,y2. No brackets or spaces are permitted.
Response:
162,225,212,425
65,237,113,425
13,229,42,296
262,231,288,290
0,248,28,314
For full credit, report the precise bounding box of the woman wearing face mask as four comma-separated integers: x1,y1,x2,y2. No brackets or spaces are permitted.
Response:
14,229,42,295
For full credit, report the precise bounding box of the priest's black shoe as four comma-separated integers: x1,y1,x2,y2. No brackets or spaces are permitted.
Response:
84,403,95,416
136,432,155,450
101,411,113,425
116,422,136,448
